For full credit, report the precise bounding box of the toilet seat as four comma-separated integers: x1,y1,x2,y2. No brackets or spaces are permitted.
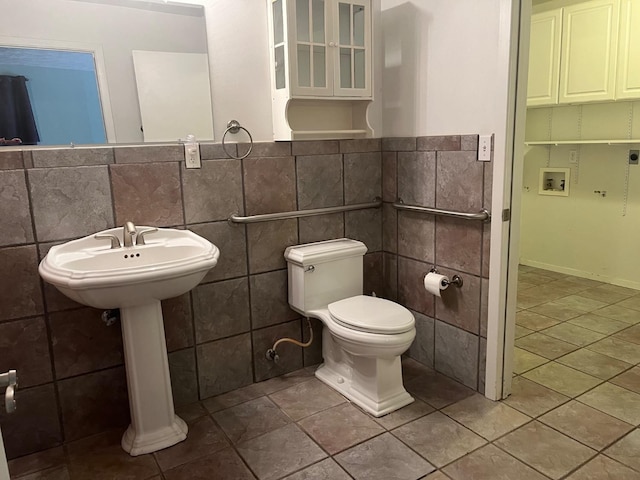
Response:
328,295,415,334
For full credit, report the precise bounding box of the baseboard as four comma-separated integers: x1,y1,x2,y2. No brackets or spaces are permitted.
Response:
519,259,640,291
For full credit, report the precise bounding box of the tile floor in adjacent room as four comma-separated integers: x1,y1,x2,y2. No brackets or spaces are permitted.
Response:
8,266,640,480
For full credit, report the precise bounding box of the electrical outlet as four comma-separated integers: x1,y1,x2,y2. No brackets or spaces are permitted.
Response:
478,134,492,162
569,150,578,164
630,150,639,165
184,143,201,169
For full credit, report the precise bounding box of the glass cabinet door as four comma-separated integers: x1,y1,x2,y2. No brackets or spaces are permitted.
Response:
292,0,332,95
285,0,371,98
272,0,286,89
334,0,370,96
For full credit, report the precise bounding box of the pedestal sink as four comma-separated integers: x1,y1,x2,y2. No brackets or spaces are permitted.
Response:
39,226,219,456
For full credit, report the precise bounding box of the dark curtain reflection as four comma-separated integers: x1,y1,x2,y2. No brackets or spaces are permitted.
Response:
0,75,39,145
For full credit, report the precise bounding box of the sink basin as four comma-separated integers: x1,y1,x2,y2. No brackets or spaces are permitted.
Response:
38,226,219,456
39,226,219,309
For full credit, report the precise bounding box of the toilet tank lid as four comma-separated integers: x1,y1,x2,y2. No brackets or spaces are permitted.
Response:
284,238,367,266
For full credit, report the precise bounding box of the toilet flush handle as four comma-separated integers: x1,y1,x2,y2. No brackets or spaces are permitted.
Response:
305,265,315,273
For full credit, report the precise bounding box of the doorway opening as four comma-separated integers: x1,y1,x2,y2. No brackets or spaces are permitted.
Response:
508,0,640,419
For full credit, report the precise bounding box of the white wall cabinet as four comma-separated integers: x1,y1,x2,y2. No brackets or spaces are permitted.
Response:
527,9,562,106
559,0,619,103
268,0,373,140
616,0,640,99
527,0,633,107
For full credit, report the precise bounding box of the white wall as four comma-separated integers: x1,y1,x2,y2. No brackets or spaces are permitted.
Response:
379,0,519,400
1,0,208,143
521,102,640,288
203,0,509,142
194,0,506,141
183,0,509,142
204,1,274,142
380,0,503,137
193,0,506,141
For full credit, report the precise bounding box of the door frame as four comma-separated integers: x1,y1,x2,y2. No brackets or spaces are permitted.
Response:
484,0,532,400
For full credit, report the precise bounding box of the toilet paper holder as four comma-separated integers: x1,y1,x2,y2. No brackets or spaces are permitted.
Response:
429,267,463,288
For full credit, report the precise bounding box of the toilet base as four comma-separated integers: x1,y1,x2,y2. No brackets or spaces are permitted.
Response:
315,356,414,417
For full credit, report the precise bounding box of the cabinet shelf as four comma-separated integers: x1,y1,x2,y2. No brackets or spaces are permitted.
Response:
526,139,640,145
290,129,368,140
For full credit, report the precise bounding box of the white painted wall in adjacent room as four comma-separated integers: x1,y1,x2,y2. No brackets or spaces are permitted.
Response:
521,102,640,288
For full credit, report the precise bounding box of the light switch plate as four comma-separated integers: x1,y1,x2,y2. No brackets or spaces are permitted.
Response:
478,135,492,162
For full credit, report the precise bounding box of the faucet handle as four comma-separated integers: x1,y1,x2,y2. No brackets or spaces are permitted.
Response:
136,228,158,246
0,370,17,414
95,233,121,249
0,370,17,388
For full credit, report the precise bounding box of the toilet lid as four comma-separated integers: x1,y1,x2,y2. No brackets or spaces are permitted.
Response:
328,295,415,334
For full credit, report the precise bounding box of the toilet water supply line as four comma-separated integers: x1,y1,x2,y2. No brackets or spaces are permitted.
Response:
266,317,313,363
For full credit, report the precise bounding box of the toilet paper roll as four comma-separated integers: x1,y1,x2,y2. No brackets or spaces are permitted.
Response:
424,272,449,297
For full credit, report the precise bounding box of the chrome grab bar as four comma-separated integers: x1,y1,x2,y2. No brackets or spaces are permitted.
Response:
393,200,490,222
229,199,382,224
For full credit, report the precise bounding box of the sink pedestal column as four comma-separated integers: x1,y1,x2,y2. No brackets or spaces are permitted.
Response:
119,300,187,456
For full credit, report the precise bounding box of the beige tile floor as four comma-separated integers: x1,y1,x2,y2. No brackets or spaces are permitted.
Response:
8,266,640,479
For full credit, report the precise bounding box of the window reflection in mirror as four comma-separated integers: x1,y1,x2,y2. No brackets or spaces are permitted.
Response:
0,47,106,146
0,0,213,147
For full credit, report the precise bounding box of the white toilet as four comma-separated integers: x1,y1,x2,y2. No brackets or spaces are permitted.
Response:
284,238,416,417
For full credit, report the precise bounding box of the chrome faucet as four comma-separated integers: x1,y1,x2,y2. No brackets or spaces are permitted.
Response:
1,369,17,414
123,221,137,247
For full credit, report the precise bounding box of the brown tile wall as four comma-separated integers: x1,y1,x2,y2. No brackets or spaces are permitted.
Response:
0,134,491,459
381,134,491,392
0,139,382,459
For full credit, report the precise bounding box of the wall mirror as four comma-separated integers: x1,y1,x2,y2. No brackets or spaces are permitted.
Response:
0,0,213,147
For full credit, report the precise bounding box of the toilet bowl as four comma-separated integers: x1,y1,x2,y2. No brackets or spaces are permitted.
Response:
284,239,416,417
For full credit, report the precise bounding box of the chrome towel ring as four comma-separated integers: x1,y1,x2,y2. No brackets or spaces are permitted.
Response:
222,120,253,160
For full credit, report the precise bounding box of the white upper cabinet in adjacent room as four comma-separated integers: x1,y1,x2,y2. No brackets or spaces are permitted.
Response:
527,8,562,106
559,0,620,103
525,0,640,107
268,0,373,140
616,0,640,99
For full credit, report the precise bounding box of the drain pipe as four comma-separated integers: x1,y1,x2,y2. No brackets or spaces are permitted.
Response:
101,309,120,326
266,317,314,364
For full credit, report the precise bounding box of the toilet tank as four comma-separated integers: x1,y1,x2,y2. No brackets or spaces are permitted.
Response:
284,238,368,313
